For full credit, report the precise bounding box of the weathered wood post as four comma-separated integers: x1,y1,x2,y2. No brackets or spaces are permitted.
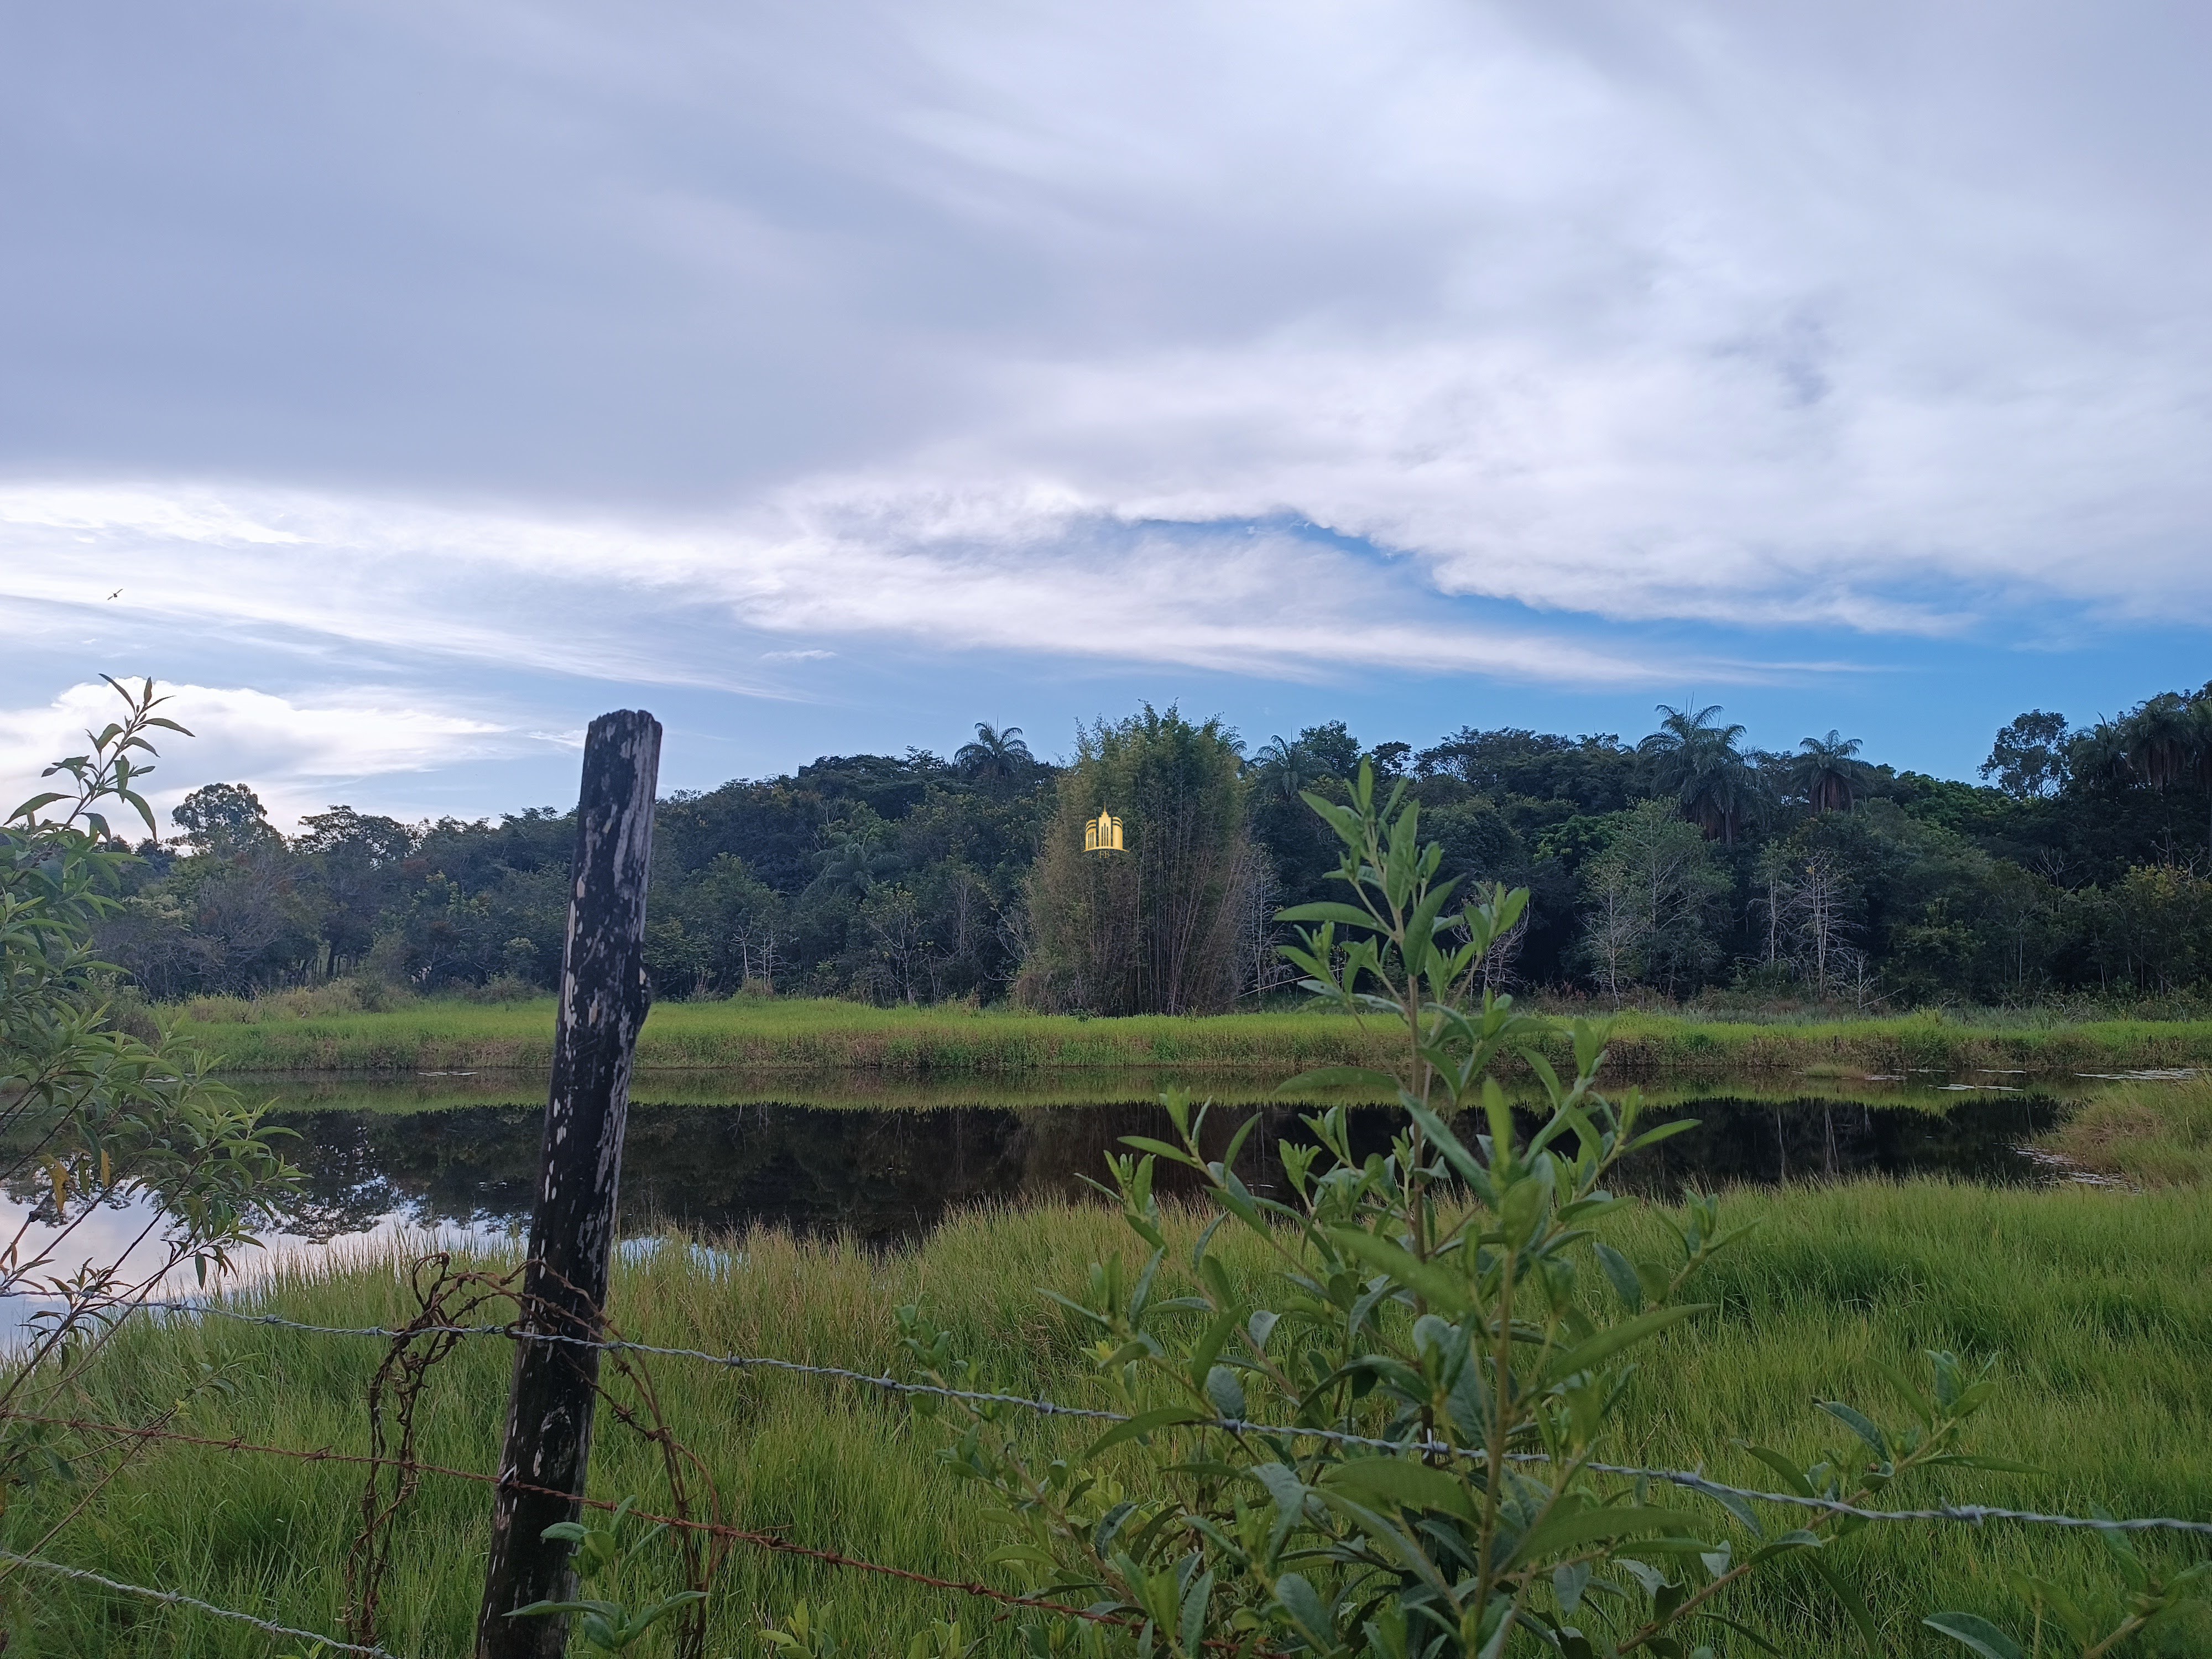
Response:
477,709,661,1659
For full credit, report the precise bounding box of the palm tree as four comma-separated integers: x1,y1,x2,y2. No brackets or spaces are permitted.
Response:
1639,703,1763,846
2193,698,2212,858
2193,697,2212,858
1250,735,1316,805
806,834,895,900
954,723,1034,788
2124,693,2199,790
2068,718,2134,793
2121,692,2212,855
1790,730,1873,814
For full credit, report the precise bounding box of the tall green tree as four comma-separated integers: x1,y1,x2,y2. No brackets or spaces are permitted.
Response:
1980,710,2072,799
1020,706,1254,1014
296,806,413,976
1576,799,1729,1001
2079,864,2212,996
2068,718,2135,794
170,781,277,849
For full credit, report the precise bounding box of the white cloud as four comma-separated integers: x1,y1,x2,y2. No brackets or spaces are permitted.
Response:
6,0,2211,675
0,680,528,834
0,478,1770,690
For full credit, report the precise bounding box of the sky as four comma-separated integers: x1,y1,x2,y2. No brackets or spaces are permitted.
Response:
4,2,2209,830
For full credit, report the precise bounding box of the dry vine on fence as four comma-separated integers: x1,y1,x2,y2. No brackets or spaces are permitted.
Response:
338,1253,730,1659
345,1252,519,1647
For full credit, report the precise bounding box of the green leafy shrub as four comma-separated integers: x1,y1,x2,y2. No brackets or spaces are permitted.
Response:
1,678,295,1517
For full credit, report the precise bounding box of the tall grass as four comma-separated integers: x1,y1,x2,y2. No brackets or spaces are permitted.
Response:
18,1178,2209,1656
2039,1076,2212,1187
175,993,2212,1077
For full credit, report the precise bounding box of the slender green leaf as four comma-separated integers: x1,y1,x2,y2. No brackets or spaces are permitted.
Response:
1921,1613,2026,1659
1273,1574,1337,1648
1276,901,1383,929
1081,1405,1209,1461
1204,1365,1246,1422
1594,1243,1644,1312
1313,1492,1452,1594
1544,1303,1709,1383
1809,1554,1884,1658
1509,1505,1694,1568
1319,1457,1479,1525
1625,1119,1700,1152
1179,1568,1214,1657
1329,1228,1470,1315
1118,1136,1203,1167
1740,1446,1817,1499
1399,1093,1490,1193
1817,1402,1891,1462
1696,1614,1786,1656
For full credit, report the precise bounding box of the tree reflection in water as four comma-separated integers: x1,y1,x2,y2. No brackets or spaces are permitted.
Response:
263,1093,2063,1250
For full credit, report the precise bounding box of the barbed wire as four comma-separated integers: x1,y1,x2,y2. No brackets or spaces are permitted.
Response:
96,1298,2212,1540
0,1547,401,1657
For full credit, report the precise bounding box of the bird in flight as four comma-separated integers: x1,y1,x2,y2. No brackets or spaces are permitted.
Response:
106,588,122,600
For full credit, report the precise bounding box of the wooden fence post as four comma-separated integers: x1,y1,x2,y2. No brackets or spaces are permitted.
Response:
476,709,662,1659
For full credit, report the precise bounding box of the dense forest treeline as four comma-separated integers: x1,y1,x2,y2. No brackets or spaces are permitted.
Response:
93,683,2212,1014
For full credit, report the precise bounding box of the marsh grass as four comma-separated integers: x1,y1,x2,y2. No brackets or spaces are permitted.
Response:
2039,1077,2212,1188
176,994,2212,1079
15,1180,2209,1656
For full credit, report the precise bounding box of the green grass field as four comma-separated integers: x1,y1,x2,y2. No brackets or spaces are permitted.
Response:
19,1166,2209,1656
175,991,2212,1079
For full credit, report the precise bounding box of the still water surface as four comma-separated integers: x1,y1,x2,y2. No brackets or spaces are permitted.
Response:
1,1071,2073,1331
273,1087,2063,1245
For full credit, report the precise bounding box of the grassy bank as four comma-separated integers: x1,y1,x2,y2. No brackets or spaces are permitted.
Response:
180,996,1394,1074
246,1065,2102,1115
2040,1075,2212,1187
20,1178,2209,1656
175,992,2212,1078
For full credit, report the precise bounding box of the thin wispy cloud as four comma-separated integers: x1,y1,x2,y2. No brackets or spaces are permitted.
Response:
0,482,1751,688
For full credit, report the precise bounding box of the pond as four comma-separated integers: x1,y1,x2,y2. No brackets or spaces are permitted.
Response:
268,1086,2065,1245
0,1067,2086,1333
